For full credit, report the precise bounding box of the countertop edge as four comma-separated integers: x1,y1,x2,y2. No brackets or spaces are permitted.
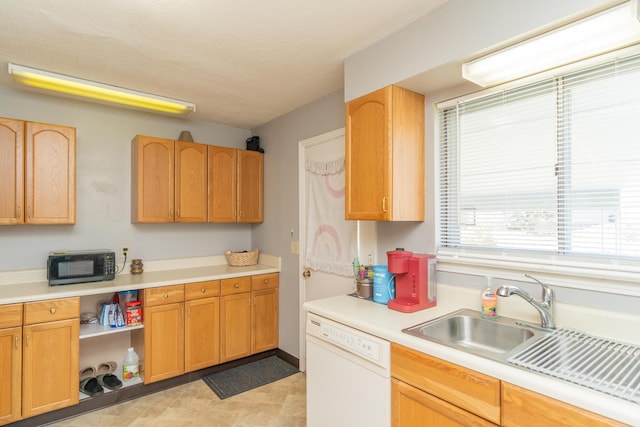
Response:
0,259,280,304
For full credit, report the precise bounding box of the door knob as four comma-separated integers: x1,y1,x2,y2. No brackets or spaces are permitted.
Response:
303,269,311,278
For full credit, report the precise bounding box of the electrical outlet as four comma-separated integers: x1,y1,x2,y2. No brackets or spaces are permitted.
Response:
120,245,130,258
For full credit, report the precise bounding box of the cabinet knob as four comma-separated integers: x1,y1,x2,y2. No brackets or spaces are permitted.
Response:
264,279,268,284
201,288,206,293
163,293,169,299
50,308,56,314
234,283,240,289
16,206,21,218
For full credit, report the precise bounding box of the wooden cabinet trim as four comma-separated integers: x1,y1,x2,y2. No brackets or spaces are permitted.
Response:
220,276,252,296
391,343,500,424
251,273,279,291
143,285,185,307
0,303,23,328
185,280,220,300
23,297,80,325
502,382,629,427
392,378,498,427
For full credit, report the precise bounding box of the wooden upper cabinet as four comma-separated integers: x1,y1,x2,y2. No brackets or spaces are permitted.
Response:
131,135,175,223
175,141,208,222
237,149,263,223
208,146,263,223
0,118,75,225
0,118,24,225
208,145,237,222
345,85,424,221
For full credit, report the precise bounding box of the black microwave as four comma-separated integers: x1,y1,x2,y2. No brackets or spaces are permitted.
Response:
47,250,116,286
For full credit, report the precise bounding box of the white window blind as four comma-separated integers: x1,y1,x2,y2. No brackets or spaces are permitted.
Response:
438,52,640,274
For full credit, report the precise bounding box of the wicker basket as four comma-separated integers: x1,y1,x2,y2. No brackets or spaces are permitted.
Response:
225,249,259,266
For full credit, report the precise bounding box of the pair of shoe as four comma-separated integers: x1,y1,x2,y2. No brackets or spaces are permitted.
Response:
79,361,122,397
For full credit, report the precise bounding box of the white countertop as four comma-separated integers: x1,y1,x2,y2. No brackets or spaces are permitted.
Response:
303,286,640,426
0,254,280,304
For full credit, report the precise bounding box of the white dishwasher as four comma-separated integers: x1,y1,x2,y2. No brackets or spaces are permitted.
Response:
306,312,391,427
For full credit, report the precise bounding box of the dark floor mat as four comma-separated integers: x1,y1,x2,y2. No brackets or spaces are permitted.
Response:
202,356,299,400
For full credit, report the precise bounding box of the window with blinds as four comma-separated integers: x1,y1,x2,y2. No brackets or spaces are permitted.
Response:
438,52,640,269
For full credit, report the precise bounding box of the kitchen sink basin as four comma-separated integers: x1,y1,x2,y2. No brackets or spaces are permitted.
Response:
403,309,549,362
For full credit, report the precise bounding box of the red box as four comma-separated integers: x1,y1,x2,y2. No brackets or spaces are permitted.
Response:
125,301,142,326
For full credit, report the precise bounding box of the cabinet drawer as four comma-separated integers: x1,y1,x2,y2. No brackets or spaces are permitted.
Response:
251,273,279,291
23,297,80,325
0,303,23,328
502,382,629,427
144,285,185,307
185,280,220,300
391,343,500,425
220,277,251,296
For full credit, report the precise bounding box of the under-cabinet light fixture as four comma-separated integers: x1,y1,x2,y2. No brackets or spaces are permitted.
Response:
462,1,640,87
7,63,196,115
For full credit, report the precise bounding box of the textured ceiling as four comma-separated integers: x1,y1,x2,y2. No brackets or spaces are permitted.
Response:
0,0,449,128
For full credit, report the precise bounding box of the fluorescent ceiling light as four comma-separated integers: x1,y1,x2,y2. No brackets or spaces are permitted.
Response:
462,1,640,87
8,63,196,115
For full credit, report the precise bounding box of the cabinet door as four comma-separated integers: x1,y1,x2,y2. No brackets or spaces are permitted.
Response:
237,150,263,223
24,122,76,224
392,379,497,427
175,141,207,222
252,288,278,354
0,327,21,425
208,145,237,222
502,382,628,427
143,303,185,383
0,118,24,225
22,319,79,418
219,293,251,362
185,297,220,372
391,343,500,424
131,135,174,223
345,86,390,220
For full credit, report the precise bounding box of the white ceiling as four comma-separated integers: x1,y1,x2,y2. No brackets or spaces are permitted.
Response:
0,0,450,129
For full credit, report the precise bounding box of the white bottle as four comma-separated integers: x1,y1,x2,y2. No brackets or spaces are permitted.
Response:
123,347,139,381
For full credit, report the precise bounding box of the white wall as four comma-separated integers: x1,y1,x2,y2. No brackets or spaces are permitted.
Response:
344,0,614,101
251,89,345,357
0,87,253,271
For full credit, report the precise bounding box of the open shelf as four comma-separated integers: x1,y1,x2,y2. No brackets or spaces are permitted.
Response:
79,375,143,401
80,323,144,340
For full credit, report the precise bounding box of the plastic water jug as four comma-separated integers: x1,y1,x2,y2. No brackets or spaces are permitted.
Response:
123,347,139,381
373,265,395,304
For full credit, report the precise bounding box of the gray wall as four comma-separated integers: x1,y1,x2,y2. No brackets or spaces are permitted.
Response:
251,89,345,357
0,86,252,271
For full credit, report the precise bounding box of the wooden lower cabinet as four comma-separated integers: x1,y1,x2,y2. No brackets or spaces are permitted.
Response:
392,343,629,427
392,379,497,427
219,274,279,363
502,382,629,427
391,343,500,425
251,274,278,354
141,301,185,383
22,298,79,419
0,303,22,426
220,283,252,363
185,281,220,372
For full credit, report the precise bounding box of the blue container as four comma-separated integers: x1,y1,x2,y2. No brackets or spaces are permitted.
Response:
373,265,395,304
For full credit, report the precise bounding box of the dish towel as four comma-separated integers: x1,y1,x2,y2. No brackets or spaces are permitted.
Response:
305,157,356,277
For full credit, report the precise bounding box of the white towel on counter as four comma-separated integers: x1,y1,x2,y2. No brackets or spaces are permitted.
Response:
304,157,356,277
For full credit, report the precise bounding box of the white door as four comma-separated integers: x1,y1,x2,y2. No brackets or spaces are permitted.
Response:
298,128,376,370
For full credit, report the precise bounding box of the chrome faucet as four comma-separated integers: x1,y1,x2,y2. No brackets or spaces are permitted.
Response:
496,274,556,329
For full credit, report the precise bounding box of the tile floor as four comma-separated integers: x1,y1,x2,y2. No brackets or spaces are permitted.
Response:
46,373,307,427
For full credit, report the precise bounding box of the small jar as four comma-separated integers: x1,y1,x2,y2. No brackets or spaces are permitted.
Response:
130,259,143,274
